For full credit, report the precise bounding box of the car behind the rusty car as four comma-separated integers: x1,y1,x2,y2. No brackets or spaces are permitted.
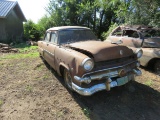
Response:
38,26,142,96
106,25,160,74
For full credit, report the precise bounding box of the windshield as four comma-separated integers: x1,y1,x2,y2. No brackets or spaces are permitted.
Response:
58,29,98,44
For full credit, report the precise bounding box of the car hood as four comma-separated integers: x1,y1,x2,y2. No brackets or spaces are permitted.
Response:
69,41,134,62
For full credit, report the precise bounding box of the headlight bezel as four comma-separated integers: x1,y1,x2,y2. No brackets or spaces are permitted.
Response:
82,58,94,72
135,49,143,58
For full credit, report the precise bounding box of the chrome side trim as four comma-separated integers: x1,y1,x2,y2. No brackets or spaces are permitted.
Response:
44,49,55,57
39,47,55,57
82,61,137,78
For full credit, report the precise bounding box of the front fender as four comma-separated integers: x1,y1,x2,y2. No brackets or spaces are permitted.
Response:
54,46,89,78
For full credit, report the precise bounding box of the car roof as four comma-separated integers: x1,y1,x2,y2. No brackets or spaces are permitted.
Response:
47,26,90,31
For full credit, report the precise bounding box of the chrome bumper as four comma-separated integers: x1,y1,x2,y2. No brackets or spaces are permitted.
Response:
72,81,119,96
72,69,141,96
72,82,107,96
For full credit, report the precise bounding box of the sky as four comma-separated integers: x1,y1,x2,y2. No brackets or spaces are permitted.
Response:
11,0,49,23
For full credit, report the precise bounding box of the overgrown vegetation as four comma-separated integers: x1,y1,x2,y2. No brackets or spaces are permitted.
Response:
24,20,44,41
82,108,90,118
23,0,160,40
0,100,3,106
0,43,39,60
102,23,119,39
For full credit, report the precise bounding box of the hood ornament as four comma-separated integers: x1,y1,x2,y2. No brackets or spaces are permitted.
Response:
120,50,123,55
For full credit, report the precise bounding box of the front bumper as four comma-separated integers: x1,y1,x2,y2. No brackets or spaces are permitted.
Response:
72,69,141,96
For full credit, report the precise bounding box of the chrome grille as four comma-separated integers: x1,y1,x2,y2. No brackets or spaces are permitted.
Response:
93,56,136,71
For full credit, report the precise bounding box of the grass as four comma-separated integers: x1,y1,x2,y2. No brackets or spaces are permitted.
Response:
145,79,153,86
0,52,39,60
43,74,49,80
0,62,4,66
34,63,44,70
82,108,90,118
25,85,33,92
0,43,39,60
0,100,3,106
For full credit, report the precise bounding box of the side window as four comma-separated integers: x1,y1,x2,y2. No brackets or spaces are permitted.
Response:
44,32,50,42
50,32,58,44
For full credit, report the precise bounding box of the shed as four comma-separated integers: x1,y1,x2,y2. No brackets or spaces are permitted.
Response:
0,0,27,43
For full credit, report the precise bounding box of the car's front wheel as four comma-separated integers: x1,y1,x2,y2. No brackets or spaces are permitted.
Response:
63,69,73,90
154,60,160,75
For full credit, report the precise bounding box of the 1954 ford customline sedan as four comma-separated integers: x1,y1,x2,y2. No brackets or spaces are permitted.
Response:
38,26,142,96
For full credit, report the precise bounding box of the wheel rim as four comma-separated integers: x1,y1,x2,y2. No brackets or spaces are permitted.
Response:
64,70,72,89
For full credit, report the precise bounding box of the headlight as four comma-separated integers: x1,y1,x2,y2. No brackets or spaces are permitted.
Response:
135,49,143,58
82,58,94,71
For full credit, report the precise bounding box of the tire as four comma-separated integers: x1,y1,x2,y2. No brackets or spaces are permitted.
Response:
154,60,160,75
63,69,73,90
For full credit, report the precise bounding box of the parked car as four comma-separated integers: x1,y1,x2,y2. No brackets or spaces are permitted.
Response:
38,26,142,96
106,25,160,74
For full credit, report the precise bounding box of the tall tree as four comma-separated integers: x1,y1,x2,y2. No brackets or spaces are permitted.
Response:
114,0,160,27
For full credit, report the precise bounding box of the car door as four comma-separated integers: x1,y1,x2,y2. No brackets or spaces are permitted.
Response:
121,30,143,48
44,31,58,70
38,32,51,57
42,32,51,60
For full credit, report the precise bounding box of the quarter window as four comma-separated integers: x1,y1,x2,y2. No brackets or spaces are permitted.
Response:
44,32,50,42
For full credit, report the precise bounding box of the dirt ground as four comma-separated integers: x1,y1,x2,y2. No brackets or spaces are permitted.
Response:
0,54,160,120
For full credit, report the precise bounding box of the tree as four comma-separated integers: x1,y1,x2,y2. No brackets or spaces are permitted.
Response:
39,0,160,40
114,0,160,27
44,0,117,39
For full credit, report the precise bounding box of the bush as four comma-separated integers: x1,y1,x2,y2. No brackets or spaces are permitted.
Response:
102,23,118,40
24,20,43,41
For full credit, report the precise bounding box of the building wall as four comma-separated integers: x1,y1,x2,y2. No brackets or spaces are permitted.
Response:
0,19,7,42
0,7,24,43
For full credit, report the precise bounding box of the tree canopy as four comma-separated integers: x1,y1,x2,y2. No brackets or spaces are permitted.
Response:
24,0,160,40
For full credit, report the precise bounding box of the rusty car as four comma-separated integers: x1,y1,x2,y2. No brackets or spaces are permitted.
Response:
106,25,160,74
38,26,142,96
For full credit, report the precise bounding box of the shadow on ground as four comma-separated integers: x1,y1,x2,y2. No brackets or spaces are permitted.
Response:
140,65,160,76
43,58,160,120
